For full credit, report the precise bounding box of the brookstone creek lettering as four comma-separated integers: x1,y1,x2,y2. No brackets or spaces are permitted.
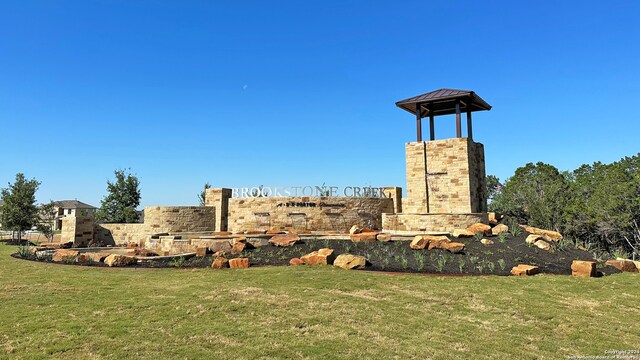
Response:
231,186,390,198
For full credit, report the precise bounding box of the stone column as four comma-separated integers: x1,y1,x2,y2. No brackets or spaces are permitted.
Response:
382,187,403,214
404,141,429,214
205,188,232,231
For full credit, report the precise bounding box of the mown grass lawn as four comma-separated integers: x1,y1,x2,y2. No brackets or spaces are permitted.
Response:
0,243,638,359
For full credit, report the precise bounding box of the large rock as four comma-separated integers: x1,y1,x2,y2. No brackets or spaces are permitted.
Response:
211,256,229,269
231,241,246,255
488,212,498,224
571,260,596,277
519,225,563,242
268,234,301,247
289,258,304,266
526,234,542,244
333,254,367,270
534,240,552,251
350,233,377,243
52,249,79,262
466,223,491,234
491,224,509,235
452,229,474,238
349,225,361,235
196,246,208,257
376,233,393,242
77,252,111,263
410,235,448,250
104,254,137,267
229,258,249,269
510,264,540,276
605,259,638,273
480,239,494,246
301,248,335,265
438,241,465,254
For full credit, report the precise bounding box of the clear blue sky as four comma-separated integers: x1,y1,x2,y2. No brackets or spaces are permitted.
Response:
1,1,639,208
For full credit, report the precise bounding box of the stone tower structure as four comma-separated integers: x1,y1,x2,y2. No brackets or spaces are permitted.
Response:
383,89,490,233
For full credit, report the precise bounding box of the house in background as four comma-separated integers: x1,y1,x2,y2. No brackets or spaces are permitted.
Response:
54,200,97,231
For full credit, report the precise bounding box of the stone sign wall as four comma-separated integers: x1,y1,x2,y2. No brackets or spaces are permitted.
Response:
61,216,95,246
226,196,395,233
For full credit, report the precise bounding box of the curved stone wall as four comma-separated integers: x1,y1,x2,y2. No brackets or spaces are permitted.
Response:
228,196,394,233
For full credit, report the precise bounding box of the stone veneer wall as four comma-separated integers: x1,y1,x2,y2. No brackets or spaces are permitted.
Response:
404,138,487,214
95,206,216,245
227,196,394,233
61,216,95,246
382,213,488,233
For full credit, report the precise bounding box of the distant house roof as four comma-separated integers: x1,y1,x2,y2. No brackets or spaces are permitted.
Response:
54,200,97,210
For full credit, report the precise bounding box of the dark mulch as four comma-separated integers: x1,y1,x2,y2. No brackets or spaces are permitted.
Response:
10,232,622,275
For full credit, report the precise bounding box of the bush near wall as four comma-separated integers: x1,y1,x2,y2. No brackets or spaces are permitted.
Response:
490,154,640,257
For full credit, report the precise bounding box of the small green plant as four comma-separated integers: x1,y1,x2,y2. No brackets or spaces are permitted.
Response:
435,256,448,272
497,258,506,271
343,243,352,253
497,233,507,243
169,256,187,268
414,252,426,271
611,248,630,260
486,260,495,273
381,257,390,271
401,257,409,270
322,239,330,249
62,255,77,264
476,261,484,273
17,245,31,259
473,232,484,241
508,219,522,237
457,259,465,273
469,256,479,267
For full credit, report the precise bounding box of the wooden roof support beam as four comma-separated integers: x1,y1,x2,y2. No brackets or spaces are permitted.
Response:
467,106,473,141
455,100,462,138
416,104,423,142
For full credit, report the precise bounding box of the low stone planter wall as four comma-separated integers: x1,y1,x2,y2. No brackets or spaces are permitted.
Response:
382,213,488,233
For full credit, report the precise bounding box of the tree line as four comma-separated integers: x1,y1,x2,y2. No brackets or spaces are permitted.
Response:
489,153,640,258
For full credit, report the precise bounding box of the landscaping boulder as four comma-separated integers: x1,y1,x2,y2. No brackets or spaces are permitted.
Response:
534,240,552,251
376,233,393,242
231,241,246,255
510,264,540,276
526,234,542,244
350,233,377,243
85,252,110,263
52,249,79,262
289,258,304,266
480,239,494,246
605,259,638,273
229,258,249,269
438,241,465,254
452,229,474,238
410,235,448,250
211,256,229,269
268,234,301,247
491,224,509,235
349,225,361,235
301,248,335,265
488,212,498,224
519,225,563,242
571,260,596,277
333,254,367,270
104,254,137,267
360,228,376,233
466,223,491,234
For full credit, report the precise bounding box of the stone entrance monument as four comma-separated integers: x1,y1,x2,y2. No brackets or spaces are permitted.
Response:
382,89,491,232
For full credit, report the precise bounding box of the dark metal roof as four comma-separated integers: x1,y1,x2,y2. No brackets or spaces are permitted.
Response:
396,88,491,117
54,200,97,209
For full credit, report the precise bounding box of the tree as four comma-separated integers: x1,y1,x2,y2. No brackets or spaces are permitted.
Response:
198,182,211,206
36,201,56,242
95,169,141,223
490,162,568,231
485,175,502,203
0,173,41,244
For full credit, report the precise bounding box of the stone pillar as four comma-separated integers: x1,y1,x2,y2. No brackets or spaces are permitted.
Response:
205,188,232,231
405,138,487,215
382,187,402,214
404,141,429,214
61,216,95,246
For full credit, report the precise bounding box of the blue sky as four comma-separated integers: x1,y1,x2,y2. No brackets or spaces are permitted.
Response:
1,1,639,207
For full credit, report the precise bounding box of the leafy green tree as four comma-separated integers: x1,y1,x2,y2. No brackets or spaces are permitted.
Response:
198,182,211,206
36,201,56,242
485,175,502,203
0,173,41,243
490,162,568,231
95,169,141,223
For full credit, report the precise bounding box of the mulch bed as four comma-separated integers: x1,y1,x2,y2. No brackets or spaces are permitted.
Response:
9,233,622,275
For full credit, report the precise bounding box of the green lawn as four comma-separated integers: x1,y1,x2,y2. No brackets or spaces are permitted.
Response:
0,243,638,359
